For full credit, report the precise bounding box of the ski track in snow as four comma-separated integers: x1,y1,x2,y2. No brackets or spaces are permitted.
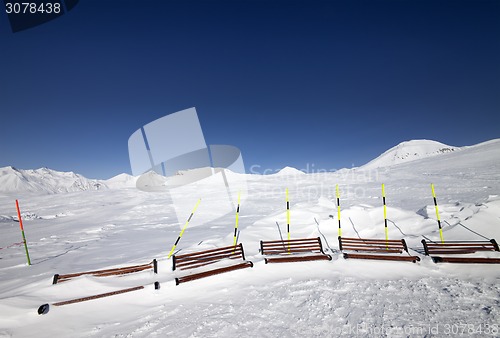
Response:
0,140,500,337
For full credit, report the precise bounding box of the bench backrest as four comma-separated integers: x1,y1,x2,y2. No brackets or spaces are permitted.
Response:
172,243,246,271
260,237,325,255
421,239,499,255
338,237,407,253
53,260,157,284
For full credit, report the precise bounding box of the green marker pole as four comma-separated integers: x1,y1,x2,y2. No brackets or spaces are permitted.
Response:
15,200,31,265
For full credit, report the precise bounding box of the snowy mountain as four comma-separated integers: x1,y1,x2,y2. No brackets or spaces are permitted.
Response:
274,166,306,175
104,173,137,189
1,139,500,337
0,166,106,194
0,139,491,195
360,139,459,170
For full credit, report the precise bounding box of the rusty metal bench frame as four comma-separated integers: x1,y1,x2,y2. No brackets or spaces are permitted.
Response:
260,237,332,264
52,260,157,284
339,237,420,262
172,243,253,285
421,239,500,264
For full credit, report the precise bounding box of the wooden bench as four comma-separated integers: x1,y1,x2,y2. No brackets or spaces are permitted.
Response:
339,237,420,262
260,237,332,264
421,239,500,264
53,260,157,284
172,243,253,285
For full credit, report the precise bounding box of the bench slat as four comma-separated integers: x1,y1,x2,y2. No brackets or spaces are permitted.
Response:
340,247,403,254
424,249,487,255
175,254,244,271
172,243,253,284
173,244,246,270
425,242,495,248
343,253,420,262
174,249,243,265
339,237,420,262
421,239,500,256
175,245,243,259
339,237,407,251
262,244,324,252
421,239,500,263
341,243,404,249
262,238,322,244
175,261,253,285
53,260,157,284
265,254,332,264
340,237,403,244
432,256,500,264
260,237,331,264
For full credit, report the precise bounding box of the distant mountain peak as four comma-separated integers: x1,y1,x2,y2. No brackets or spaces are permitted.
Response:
275,166,306,175
361,139,460,170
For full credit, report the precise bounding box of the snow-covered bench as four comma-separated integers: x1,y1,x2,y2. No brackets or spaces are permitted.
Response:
172,243,253,285
421,239,500,263
52,260,157,284
260,237,332,263
339,237,420,262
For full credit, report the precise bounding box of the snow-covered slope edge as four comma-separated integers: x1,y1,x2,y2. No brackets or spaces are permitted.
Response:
361,139,459,170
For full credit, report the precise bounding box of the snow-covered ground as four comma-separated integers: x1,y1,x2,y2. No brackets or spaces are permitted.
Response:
1,139,499,337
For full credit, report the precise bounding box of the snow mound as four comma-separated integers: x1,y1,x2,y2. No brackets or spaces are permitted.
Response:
274,166,305,175
0,166,107,194
105,173,137,189
361,140,459,169
135,170,168,192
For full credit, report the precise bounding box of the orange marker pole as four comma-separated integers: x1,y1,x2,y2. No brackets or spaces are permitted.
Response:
15,200,31,265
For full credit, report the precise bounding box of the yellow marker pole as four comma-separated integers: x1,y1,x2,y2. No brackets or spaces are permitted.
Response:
336,184,342,237
431,184,445,243
168,198,201,259
382,184,389,247
232,191,241,248
286,188,291,252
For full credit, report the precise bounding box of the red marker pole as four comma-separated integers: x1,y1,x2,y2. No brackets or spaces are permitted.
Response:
15,200,31,265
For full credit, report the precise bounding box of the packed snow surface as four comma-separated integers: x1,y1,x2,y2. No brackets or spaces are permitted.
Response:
1,139,500,337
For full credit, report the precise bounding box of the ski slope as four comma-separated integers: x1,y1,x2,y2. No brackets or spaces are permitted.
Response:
0,139,499,337
361,139,459,170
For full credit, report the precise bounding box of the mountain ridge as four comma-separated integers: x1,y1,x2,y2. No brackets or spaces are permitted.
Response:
2,139,498,193
360,139,460,170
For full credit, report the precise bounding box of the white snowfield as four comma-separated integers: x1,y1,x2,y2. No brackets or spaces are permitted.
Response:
360,139,460,170
0,139,499,337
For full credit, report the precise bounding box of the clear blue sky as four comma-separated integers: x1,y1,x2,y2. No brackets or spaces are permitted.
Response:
1,0,499,179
